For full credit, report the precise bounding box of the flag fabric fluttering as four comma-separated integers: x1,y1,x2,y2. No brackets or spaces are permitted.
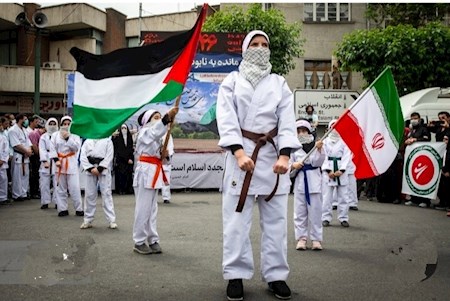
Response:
69,4,207,138
332,67,404,179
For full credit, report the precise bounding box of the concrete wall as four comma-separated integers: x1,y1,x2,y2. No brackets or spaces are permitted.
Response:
49,39,96,70
41,3,106,32
0,65,69,94
125,11,197,38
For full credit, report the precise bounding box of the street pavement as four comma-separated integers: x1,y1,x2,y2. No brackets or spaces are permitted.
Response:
0,191,449,301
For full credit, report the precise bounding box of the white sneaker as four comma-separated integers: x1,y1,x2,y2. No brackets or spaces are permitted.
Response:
80,222,92,229
109,222,118,229
404,201,413,206
296,239,307,250
418,202,427,208
312,241,323,250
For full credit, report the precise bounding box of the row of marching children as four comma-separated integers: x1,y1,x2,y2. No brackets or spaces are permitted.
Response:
290,119,357,251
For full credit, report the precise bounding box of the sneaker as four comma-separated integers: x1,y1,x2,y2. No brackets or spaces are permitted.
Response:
163,199,170,204
322,220,330,227
149,242,162,254
404,201,413,206
80,222,92,229
58,210,69,217
447,211,450,217
227,279,243,301
340,221,350,227
349,206,359,211
133,243,151,255
109,222,118,229
435,206,446,211
76,211,84,216
296,239,307,251
268,281,291,300
312,241,323,251
40,204,49,210
418,202,427,208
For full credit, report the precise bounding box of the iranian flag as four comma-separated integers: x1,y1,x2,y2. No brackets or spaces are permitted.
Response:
68,4,207,138
332,67,404,179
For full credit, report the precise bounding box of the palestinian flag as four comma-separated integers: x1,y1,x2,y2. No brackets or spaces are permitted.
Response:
333,67,404,179
69,4,207,138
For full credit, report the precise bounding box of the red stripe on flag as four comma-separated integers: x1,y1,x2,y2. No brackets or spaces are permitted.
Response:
163,4,207,85
333,110,378,179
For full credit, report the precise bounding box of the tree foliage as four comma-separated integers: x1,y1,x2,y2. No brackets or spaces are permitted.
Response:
335,22,450,96
203,4,304,75
366,3,450,28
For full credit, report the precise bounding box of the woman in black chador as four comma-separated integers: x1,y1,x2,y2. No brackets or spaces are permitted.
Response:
113,124,134,195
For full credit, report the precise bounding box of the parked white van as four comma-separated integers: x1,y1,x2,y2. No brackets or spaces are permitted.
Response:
400,87,450,124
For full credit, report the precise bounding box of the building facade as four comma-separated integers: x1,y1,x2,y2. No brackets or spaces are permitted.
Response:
0,2,372,117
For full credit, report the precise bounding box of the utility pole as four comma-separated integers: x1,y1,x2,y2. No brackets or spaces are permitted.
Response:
34,28,41,115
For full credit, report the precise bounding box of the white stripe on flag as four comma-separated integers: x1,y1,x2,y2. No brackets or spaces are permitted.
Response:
351,89,398,173
74,67,171,109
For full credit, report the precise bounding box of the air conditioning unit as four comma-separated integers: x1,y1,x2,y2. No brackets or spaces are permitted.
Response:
42,61,61,69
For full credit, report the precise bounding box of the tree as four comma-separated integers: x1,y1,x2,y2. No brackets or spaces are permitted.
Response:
366,3,450,28
203,4,304,75
335,22,450,95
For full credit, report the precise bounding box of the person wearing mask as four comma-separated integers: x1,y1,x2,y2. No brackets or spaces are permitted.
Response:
427,111,450,142
8,114,32,202
132,107,178,255
0,118,10,205
404,112,431,208
39,118,59,210
321,119,351,228
80,137,117,229
51,116,84,217
216,30,301,301
0,116,12,200
112,124,134,195
290,119,325,251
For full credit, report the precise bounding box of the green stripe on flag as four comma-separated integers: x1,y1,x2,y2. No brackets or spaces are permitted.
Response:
370,67,404,145
71,80,185,138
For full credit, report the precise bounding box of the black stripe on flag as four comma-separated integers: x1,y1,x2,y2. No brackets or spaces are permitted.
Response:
70,24,196,80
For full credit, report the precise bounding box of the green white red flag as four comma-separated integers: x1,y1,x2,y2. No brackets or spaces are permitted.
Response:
333,67,404,179
69,4,207,138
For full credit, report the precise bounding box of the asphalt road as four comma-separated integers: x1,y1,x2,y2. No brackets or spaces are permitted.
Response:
0,191,449,301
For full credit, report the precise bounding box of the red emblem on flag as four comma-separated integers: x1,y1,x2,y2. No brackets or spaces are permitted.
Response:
371,133,385,150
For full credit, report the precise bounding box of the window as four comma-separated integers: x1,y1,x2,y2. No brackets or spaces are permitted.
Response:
0,30,17,65
303,3,351,22
262,3,273,11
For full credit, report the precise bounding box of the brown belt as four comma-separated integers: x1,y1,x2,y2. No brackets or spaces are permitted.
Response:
236,127,278,212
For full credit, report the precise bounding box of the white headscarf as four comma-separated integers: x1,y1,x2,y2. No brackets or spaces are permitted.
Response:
45,117,59,135
140,109,159,127
239,30,272,88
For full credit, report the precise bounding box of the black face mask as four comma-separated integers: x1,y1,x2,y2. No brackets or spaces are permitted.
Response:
302,141,315,153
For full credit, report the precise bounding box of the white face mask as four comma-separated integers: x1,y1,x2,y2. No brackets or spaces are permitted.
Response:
329,130,340,142
242,47,271,65
121,129,127,135
410,119,419,127
298,134,314,145
47,125,58,135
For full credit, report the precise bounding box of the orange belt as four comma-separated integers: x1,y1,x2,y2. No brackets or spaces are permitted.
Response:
139,155,168,188
57,152,76,183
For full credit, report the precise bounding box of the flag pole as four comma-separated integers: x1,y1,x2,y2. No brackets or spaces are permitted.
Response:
161,94,181,156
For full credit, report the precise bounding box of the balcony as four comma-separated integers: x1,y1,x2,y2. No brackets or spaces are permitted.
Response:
0,65,69,94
